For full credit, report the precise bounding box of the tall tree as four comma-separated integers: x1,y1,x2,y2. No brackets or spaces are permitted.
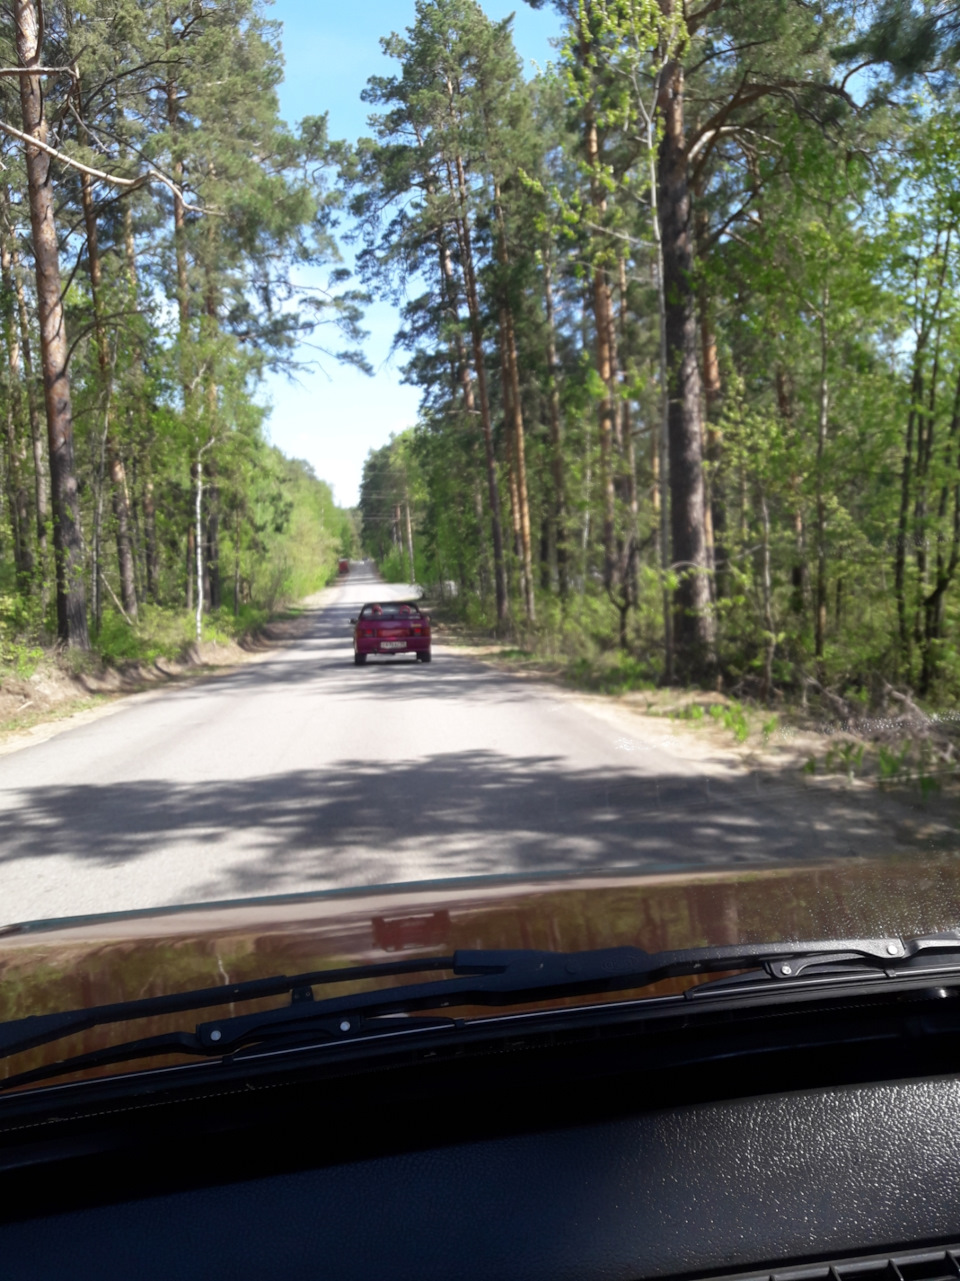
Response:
14,0,88,645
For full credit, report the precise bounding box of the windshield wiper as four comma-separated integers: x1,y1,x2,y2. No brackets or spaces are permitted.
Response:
4,933,960,1095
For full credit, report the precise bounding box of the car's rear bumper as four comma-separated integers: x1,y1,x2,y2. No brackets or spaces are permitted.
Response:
354,637,431,656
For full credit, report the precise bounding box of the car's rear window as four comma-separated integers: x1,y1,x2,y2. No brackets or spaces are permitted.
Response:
360,604,422,619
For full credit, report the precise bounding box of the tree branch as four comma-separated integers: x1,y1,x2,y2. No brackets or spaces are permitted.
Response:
686,0,724,36
703,192,760,254
581,219,656,249
64,309,142,368
0,115,138,183
0,65,76,78
687,125,739,164
99,572,134,626
0,116,211,213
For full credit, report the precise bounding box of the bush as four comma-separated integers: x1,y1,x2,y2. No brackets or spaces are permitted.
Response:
378,546,414,584
93,603,270,667
0,593,44,680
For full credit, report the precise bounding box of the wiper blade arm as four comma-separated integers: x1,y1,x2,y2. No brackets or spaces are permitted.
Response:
0,955,456,1063
5,933,960,1095
0,1015,459,1096
192,934,958,1055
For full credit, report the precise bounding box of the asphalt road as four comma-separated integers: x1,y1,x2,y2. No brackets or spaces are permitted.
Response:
0,564,921,926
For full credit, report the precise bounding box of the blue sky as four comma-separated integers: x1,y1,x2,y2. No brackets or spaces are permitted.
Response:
259,0,563,506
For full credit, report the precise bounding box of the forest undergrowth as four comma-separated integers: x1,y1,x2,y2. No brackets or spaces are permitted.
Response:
424,586,960,806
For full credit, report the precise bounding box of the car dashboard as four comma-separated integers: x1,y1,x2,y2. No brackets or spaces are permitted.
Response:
2,988,960,1281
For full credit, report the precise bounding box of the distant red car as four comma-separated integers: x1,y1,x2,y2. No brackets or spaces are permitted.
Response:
338,558,350,575
351,601,431,665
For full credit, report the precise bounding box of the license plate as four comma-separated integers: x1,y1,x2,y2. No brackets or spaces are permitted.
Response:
380,640,406,649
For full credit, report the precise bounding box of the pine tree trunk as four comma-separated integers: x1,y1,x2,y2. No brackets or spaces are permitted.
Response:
404,496,415,584
895,357,922,666
493,190,535,622
694,200,723,600
814,306,829,669
435,227,493,605
656,44,714,676
543,251,567,598
196,238,222,611
12,239,47,584
123,202,138,290
92,418,108,634
500,331,523,598
593,267,618,592
206,489,221,610
2,399,28,583
164,21,193,544
913,324,943,652
0,229,32,584
143,477,158,602
759,484,775,704
617,257,639,612
775,366,807,616
203,432,221,611
646,105,673,682
129,454,144,602
234,506,241,617
448,152,507,625
576,19,618,593
79,166,138,621
186,500,195,612
165,84,189,334
15,0,88,646
920,367,960,692
504,311,535,620
167,44,195,615
194,454,204,641
473,479,488,600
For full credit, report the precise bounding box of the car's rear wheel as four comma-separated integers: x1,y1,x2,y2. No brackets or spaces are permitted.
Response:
417,650,431,663
354,652,367,666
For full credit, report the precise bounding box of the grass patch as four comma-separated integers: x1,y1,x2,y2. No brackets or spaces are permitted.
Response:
707,700,750,743
92,603,269,667
0,591,46,681
0,694,105,739
565,652,659,694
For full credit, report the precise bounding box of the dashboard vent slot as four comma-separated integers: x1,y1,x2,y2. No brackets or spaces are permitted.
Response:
695,1246,960,1281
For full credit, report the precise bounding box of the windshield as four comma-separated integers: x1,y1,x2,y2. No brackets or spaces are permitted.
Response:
1,0,960,1078
360,604,421,619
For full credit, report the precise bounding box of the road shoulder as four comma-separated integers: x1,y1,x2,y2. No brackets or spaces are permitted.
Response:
434,631,960,853
0,584,344,757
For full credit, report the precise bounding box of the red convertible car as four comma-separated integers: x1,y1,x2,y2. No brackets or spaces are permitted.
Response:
351,601,431,664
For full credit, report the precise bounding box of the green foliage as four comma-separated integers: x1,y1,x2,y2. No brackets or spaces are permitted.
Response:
877,743,911,786
566,651,658,694
6,0,960,712
824,741,865,780
0,594,44,679
0,0,362,653
707,701,750,743
93,602,277,668
378,547,411,585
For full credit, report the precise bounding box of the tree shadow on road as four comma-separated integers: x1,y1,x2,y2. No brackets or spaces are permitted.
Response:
0,749,939,909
